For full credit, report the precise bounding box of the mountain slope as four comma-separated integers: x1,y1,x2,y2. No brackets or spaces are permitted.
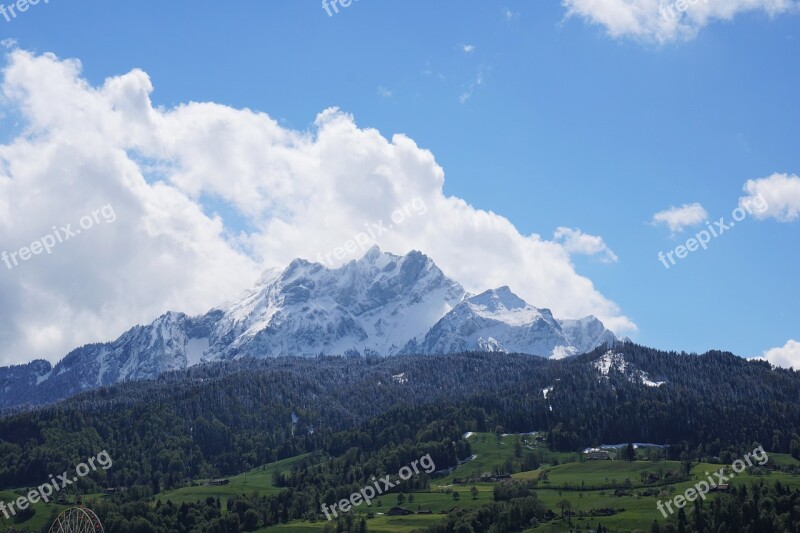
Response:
402,286,617,358
2,344,797,492
0,247,616,410
0,311,221,409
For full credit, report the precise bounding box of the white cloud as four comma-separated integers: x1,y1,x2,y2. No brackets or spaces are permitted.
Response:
739,173,800,222
0,49,635,366
554,227,619,263
761,340,800,369
652,203,708,233
562,0,799,43
461,44,476,53
503,8,520,21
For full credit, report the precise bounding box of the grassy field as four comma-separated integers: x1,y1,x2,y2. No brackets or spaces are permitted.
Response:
435,432,578,486
0,490,61,533
1,453,314,532
256,434,800,533
6,436,799,532
156,453,316,507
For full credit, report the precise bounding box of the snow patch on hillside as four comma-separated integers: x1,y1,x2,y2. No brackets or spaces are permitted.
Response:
595,351,628,375
593,351,666,388
392,372,408,384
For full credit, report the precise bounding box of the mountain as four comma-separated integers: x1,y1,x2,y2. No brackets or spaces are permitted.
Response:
559,316,620,356
400,286,616,358
0,247,616,410
0,311,222,409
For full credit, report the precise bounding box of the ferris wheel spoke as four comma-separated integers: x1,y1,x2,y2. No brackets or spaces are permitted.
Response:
48,507,104,533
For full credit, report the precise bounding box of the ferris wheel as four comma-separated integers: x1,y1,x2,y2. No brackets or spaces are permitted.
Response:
47,507,104,533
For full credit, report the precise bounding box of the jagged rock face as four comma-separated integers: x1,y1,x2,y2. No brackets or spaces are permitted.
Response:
205,247,466,359
0,246,617,409
400,286,614,358
559,317,619,355
0,311,224,409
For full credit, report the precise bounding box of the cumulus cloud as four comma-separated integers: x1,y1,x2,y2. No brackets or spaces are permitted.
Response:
460,44,476,53
761,340,800,369
740,173,800,222
554,227,619,263
652,203,709,233
0,48,634,366
562,0,799,43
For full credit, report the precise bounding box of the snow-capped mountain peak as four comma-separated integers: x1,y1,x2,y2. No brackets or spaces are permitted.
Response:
402,285,615,358
207,247,466,359
465,287,556,327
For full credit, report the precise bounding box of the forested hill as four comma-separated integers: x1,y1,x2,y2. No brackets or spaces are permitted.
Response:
1,344,799,492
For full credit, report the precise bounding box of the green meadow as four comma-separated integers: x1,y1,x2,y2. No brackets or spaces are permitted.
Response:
156,453,315,507
6,435,800,532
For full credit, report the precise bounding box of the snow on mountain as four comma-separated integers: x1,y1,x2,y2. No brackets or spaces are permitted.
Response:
205,246,466,359
0,247,618,409
54,311,219,384
592,351,666,388
402,286,616,358
392,372,409,384
594,351,628,375
559,316,619,355
0,311,220,409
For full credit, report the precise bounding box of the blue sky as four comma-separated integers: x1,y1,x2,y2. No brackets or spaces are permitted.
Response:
0,0,798,364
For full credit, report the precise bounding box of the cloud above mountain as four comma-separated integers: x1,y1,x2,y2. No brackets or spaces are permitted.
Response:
562,0,799,43
554,227,618,263
761,340,800,369
0,48,634,366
